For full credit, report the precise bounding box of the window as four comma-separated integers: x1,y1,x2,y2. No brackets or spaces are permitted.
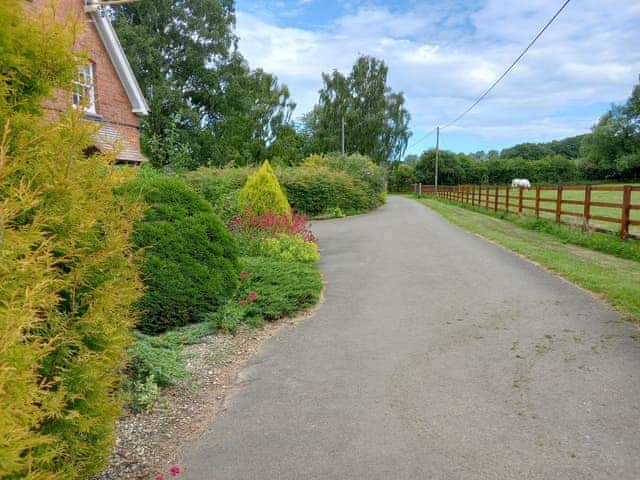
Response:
72,64,96,114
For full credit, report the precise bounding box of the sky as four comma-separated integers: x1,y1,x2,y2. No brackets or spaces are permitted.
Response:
234,0,640,156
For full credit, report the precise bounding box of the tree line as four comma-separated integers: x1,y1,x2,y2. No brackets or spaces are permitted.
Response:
113,1,410,169
391,81,640,190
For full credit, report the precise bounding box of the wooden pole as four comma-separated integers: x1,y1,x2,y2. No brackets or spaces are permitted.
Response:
434,126,440,194
535,186,541,218
621,185,632,239
518,187,524,214
341,116,345,155
505,187,510,213
555,186,563,224
583,185,592,229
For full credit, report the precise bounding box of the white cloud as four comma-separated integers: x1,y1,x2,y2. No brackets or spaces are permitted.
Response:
235,1,640,152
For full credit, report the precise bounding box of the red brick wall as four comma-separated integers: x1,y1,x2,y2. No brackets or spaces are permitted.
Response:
28,0,143,154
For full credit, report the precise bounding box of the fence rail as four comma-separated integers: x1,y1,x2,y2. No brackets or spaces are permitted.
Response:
414,183,640,239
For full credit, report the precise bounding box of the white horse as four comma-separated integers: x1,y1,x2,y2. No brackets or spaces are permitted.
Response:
511,178,531,188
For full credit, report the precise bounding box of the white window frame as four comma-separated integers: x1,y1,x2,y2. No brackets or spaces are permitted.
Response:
72,63,97,114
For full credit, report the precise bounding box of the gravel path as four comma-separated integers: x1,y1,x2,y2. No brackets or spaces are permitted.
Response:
179,196,640,480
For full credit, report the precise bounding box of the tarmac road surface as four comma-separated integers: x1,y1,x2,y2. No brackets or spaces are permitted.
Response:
179,195,640,480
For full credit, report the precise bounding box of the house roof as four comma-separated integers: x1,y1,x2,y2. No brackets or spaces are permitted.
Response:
85,1,150,116
93,123,148,163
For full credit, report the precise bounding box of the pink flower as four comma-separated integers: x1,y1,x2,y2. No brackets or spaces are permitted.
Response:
239,299,247,306
239,269,249,280
170,465,182,476
247,291,258,302
155,474,165,480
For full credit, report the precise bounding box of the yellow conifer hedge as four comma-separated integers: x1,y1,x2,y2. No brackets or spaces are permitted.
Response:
238,160,291,218
0,3,143,478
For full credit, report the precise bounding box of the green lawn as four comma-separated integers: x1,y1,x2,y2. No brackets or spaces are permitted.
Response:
459,184,640,236
414,197,640,323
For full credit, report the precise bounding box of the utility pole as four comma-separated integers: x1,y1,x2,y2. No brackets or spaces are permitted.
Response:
341,116,346,155
435,126,440,193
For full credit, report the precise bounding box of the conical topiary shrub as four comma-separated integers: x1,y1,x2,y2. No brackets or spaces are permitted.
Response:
238,160,291,219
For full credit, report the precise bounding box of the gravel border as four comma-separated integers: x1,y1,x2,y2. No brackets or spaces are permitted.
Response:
96,300,321,480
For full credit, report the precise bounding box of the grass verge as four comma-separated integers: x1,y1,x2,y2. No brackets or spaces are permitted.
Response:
417,196,640,262
414,196,640,322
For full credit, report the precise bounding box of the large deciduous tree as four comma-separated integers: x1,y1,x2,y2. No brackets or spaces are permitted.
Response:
305,55,411,164
112,0,294,169
579,83,640,180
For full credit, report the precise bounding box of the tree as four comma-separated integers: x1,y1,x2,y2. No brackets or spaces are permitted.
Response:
414,150,484,185
113,1,294,169
267,124,309,165
500,142,551,160
304,55,411,164
389,163,416,192
579,83,640,180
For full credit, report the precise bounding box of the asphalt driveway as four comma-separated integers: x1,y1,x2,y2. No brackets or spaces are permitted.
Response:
179,195,640,480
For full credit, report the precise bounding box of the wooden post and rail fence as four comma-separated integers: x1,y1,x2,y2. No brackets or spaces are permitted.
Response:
413,183,640,240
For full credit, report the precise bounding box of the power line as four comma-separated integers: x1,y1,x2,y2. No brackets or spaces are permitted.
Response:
406,127,438,151
440,0,572,130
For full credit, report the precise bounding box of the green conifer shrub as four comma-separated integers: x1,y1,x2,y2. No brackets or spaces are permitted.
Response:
122,175,241,334
0,2,144,477
238,160,291,218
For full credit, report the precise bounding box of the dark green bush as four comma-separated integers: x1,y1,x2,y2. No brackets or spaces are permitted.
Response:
278,166,370,215
125,175,241,334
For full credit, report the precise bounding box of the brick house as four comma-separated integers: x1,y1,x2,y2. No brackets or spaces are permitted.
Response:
27,0,149,164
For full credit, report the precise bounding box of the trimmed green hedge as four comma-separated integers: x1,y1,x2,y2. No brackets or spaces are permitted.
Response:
123,175,241,334
303,153,386,208
278,166,370,215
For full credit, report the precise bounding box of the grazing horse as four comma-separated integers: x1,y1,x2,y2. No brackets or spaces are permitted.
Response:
511,178,531,188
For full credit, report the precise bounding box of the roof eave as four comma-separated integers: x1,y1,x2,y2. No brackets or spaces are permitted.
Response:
89,6,150,116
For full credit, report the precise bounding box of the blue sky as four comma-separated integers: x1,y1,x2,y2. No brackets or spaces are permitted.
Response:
235,0,640,156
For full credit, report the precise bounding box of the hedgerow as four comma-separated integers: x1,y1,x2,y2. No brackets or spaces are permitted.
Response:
278,166,370,215
0,3,144,478
302,153,386,208
183,166,254,222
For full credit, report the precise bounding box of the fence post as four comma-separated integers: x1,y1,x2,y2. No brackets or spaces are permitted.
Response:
518,187,523,214
418,182,422,196
621,185,632,239
583,185,592,229
535,186,541,218
505,187,510,213
472,185,476,206
555,186,563,224
494,186,499,211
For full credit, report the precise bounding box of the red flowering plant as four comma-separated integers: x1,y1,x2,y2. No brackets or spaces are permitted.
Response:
228,206,317,243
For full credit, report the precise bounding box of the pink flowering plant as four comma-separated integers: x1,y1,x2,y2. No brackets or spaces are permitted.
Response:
154,464,181,479
228,206,317,242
